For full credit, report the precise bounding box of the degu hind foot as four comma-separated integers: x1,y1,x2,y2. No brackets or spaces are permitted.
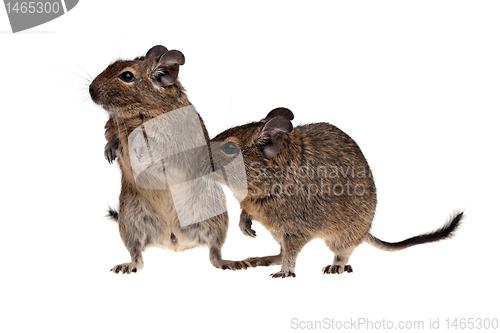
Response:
209,247,250,271
217,259,250,271
270,270,296,278
110,261,144,274
322,264,353,274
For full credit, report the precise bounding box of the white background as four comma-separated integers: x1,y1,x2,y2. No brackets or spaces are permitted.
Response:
1,1,499,332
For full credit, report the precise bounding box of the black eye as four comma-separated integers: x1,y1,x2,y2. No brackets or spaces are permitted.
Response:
119,71,135,83
221,142,239,155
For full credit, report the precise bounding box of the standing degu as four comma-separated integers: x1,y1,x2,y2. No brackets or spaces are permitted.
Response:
89,45,250,274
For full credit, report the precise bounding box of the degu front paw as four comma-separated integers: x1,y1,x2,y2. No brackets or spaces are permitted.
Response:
239,217,256,238
104,139,119,163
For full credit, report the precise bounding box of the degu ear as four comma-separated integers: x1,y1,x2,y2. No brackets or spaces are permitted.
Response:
257,115,293,159
146,45,169,58
151,50,185,88
264,107,294,121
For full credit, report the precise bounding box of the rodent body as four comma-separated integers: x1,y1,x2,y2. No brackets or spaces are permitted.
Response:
90,45,248,273
210,108,463,278
240,122,376,239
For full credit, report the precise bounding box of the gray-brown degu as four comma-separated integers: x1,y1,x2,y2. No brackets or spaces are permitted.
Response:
208,107,463,278
89,45,250,274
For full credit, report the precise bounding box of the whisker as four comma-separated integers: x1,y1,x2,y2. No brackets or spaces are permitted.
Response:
52,67,92,83
78,96,92,105
54,81,90,87
73,61,95,81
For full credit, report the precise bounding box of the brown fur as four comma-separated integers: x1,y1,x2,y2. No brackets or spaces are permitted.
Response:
90,45,248,274
209,108,463,278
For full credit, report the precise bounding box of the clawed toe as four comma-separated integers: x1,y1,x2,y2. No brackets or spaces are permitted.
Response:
270,271,296,278
110,263,140,274
220,260,249,271
322,264,353,274
244,257,270,267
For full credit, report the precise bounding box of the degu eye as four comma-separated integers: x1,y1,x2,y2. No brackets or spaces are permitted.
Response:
221,141,240,155
119,71,135,83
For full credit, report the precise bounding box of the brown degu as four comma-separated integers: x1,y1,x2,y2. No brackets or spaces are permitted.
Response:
89,45,249,274
208,107,463,278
